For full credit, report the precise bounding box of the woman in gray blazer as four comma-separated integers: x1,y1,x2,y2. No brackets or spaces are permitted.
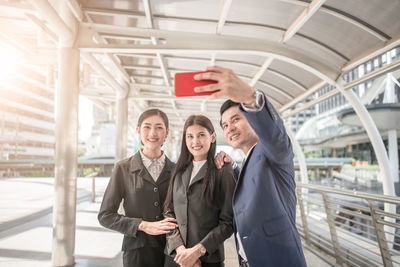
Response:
98,109,177,267
164,115,236,267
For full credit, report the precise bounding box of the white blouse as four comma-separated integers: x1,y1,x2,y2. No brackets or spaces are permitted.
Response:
190,160,207,184
140,150,166,182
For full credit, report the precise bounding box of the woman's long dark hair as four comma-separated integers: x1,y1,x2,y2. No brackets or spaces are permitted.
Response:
164,115,219,209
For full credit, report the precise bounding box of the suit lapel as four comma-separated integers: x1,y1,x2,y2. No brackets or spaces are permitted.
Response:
129,152,143,173
238,146,255,182
181,163,192,190
234,145,256,203
130,152,156,185
156,157,173,185
189,162,208,188
140,166,156,185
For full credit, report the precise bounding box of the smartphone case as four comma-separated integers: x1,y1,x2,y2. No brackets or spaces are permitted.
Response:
174,71,218,97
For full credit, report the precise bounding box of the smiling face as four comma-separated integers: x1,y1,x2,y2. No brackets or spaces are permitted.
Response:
221,105,258,154
185,124,216,161
136,115,169,152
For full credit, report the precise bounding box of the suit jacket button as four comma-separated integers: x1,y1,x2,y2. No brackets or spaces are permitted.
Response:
155,215,160,220
154,201,159,207
153,187,158,192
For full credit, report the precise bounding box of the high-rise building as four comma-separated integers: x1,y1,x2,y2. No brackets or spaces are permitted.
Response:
286,103,316,134
0,66,54,160
293,48,400,163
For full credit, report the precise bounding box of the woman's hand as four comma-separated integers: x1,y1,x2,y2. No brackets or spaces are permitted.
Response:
176,245,186,254
193,259,202,267
138,217,177,235
174,245,202,267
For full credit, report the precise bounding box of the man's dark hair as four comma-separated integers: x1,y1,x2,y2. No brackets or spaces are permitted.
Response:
219,99,240,127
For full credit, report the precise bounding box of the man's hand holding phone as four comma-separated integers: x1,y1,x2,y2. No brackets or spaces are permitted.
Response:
174,71,218,97
193,66,256,104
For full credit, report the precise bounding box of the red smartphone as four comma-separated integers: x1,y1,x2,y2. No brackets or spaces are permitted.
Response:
174,71,218,97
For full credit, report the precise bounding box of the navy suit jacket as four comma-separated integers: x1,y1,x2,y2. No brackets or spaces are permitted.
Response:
233,96,307,267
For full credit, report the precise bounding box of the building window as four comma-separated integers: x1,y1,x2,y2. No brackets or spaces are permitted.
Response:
382,54,387,65
373,58,379,68
366,62,372,73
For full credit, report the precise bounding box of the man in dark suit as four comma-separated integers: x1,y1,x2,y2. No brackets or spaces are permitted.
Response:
194,66,307,267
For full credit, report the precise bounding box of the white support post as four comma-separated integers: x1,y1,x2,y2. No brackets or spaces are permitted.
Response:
384,58,399,186
176,131,182,162
388,130,399,184
52,2,79,267
286,125,308,184
164,133,173,159
115,95,128,162
216,0,232,34
336,83,395,196
280,0,327,43
172,132,180,162
250,57,274,87
336,82,396,244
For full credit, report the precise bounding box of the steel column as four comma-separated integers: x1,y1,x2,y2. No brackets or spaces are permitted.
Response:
336,83,395,196
52,2,79,266
164,133,173,159
286,126,308,184
385,65,399,185
115,95,128,162
388,130,399,183
336,83,396,245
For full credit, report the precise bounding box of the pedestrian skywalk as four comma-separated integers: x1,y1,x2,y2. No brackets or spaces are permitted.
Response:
0,177,327,267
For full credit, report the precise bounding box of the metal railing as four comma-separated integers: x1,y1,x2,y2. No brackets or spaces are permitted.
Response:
296,183,400,267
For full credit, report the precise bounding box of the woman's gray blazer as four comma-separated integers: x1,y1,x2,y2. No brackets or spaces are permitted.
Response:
165,162,236,263
98,152,175,251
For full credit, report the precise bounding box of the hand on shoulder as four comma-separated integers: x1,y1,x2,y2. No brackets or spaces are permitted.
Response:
214,151,234,169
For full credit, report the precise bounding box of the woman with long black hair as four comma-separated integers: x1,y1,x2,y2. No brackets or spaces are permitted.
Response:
164,115,236,267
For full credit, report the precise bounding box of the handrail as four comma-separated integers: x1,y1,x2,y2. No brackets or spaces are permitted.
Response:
296,183,399,267
298,183,400,204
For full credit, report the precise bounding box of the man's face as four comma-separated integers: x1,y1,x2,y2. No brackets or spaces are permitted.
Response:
221,105,258,150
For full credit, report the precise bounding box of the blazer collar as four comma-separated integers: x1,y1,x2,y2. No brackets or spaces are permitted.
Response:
157,157,174,185
233,145,257,205
238,144,256,181
188,161,208,188
180,163,193,190
129,152,173,185
129,152,143,173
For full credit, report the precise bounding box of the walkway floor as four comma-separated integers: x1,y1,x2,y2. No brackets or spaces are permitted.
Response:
0,177,328,267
